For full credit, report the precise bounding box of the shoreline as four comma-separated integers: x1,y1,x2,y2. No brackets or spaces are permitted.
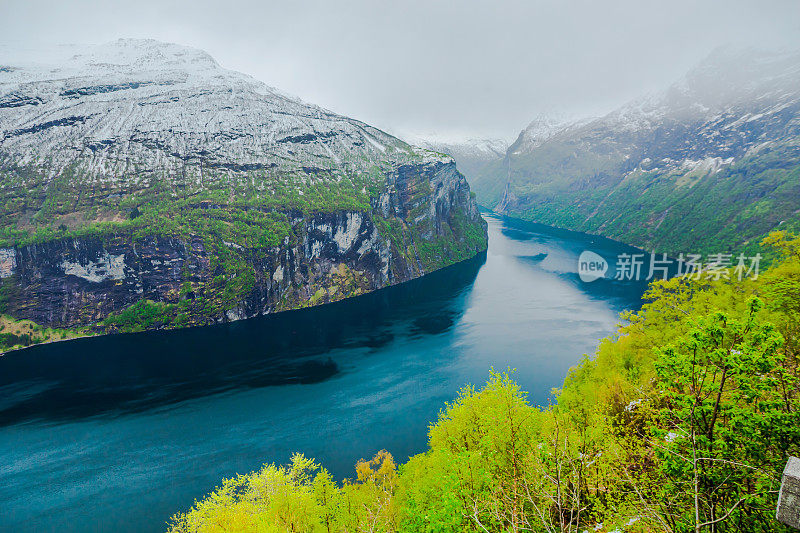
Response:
0,247,489,357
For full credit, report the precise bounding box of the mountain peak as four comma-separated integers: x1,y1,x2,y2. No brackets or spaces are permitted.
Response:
0,39,223,85
80,38,221,72
0,39,450,176
508,114,591,155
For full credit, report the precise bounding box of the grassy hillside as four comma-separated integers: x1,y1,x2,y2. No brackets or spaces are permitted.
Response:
496,144,800,257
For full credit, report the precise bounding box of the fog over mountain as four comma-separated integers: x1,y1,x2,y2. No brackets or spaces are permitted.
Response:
468,46,800,256
1,0,799,141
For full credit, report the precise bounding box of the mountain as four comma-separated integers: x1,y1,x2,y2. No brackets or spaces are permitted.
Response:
474,47,800,256
0,39,486,347
469,115,590,207
414,136,508,204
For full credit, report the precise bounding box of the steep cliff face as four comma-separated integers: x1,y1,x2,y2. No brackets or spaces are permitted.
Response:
0,40,486,341
0,158,484,331
413,137,509,202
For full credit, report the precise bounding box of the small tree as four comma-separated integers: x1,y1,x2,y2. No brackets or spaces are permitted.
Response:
651,297,799,532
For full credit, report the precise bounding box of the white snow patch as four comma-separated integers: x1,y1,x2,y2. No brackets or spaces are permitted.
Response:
364,134,386,152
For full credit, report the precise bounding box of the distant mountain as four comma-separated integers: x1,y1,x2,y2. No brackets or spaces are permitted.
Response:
509,115,593,154
475,47,800,255
0,39,486,347
470,115,590,207
414,137,508,204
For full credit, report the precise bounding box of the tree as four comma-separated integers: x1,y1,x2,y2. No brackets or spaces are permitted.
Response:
396,371,538,532
651,297,799,532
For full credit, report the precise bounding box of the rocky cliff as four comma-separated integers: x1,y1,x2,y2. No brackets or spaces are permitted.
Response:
413,136,509,201
0,40,486,342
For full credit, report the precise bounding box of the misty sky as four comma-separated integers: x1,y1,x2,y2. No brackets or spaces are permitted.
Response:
2,0,799,141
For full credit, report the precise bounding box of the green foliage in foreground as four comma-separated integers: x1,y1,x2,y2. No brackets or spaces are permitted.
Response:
168,232,800,533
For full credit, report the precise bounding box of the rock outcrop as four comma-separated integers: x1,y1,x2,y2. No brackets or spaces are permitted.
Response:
2,158,484,329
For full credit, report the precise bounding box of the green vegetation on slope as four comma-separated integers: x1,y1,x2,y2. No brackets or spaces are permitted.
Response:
0,314,89,352
0,155,486,346
0,164,384,248
487,145,800,258
0,165,377,328
168,231,800,532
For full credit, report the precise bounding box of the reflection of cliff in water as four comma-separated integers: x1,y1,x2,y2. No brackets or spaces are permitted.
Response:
0,251,486,425
490,212,678,313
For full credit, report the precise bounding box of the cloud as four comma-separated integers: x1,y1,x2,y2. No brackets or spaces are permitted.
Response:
2,0,799,140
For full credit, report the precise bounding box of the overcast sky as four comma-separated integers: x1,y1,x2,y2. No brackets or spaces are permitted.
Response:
2,0,799,141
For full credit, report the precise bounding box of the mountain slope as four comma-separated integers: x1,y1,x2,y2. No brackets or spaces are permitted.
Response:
476,48,800,256
0,39,487,346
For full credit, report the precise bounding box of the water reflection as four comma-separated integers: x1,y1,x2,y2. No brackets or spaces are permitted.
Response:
495,213,678,308
0,252,485,425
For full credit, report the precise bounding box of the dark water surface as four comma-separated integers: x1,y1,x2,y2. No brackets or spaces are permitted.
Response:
0,213,650,532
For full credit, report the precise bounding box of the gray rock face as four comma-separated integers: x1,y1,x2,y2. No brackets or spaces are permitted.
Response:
2,156,485,330
778,456,800,529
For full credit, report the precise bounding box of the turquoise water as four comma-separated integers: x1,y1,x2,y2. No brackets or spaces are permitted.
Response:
0,213,650,532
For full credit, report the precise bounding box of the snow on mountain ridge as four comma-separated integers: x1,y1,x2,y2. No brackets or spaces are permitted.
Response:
605,47,800,132
412,136,509,187
0,39,447,184
415,136,509,158
505,48,800,167
508,114,593,155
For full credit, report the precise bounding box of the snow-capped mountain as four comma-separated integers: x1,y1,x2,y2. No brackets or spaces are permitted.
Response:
478,47,800,255
411,135,508,162
508,114,592,154
419,137,509,159
504,48,800,171
0,39,486,339
0,38,440,181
